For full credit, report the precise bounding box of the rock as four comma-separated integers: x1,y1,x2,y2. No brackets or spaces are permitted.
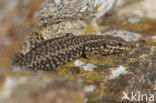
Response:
0,0,42,83
38,0,117,24
103,30,142,42
0,73,84,103
118,0,156,19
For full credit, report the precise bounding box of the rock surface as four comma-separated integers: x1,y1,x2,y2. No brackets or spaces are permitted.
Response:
0,0,42,84
38,0,117,24
118,0,156,19
0,73,84,103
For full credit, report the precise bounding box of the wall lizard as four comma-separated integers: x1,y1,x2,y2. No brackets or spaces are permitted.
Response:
13,34,133,70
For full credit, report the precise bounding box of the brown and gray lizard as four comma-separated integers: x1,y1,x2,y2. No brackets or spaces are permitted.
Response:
13,33,133,71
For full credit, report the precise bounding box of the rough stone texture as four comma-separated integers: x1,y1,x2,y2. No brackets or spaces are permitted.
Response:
118,0,156,19
39,20,87,40
0,73,84,103
120,41,156,103
37,0,117,24
103,30,142,42
0,0,42,83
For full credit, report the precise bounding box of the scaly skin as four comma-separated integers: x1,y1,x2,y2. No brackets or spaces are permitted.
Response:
13,34,133,70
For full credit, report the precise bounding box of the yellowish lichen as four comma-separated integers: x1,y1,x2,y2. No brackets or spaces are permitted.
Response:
79,55,120,67
124,58,138,68
86,24,96,33
94,6,98,11
83,71,99,83
150,40,156,44
84,10,89,15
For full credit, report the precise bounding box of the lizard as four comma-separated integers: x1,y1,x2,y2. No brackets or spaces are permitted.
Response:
12,33,134,71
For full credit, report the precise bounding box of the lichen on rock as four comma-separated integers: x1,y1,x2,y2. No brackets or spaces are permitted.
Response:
38,0,117,24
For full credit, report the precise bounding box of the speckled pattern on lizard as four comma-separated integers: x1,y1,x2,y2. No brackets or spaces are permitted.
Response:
13,33,133,70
